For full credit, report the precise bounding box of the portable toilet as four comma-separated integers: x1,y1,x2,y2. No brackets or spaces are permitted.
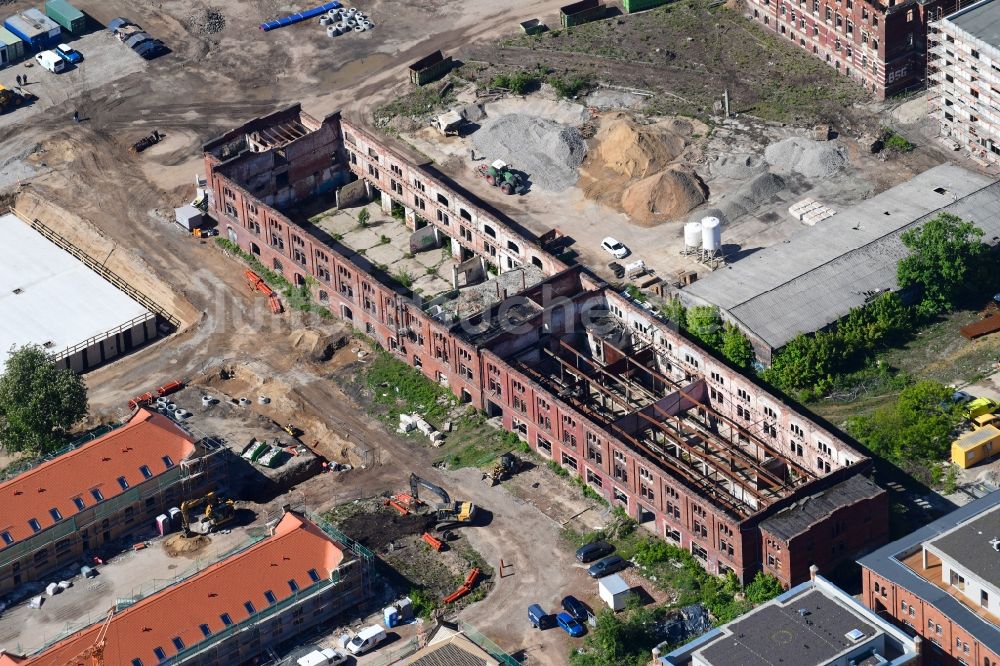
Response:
44,0,86,35
155,514,170,536
0,27,24,67
951,424,1000,469
383,605,399,628
168,506,182,529
396,596,414,621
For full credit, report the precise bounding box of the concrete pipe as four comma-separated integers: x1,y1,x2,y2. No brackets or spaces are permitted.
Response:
346,7,357,14
327,25,340,36
258,396,270,405
319,15,332,25
354,24,364,31
239,397,250,406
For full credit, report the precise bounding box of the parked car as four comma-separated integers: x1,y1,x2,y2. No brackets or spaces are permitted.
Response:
588,555,628,578
528,603,555,629
296,648,349,666
556,612,586,637
346,625,387,655
561,595,589,622
601,236,629,259
575,541,615,563
55,44,82,64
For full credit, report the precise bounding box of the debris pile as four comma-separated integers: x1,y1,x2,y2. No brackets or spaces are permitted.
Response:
472,114,586,191
187,8,226,34
764,137,847,178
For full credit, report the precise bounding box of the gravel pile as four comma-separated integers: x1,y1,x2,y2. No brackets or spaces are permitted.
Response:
764,137,847,178
710,153,766,180
187,8,226,34
472,114,586,192
717,172,785,220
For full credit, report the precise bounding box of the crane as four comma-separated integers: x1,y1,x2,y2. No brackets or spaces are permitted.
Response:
64,607,114,666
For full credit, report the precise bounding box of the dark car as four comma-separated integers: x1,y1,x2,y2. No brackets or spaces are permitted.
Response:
561,595,589,622
528,603,554,629
587,554,628,578
575,541,614,563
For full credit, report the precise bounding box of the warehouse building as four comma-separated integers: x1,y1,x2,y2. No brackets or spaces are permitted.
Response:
0,409,221,598
745,0,954,98
661,568,921,665
0,509,372,666
928,0,1000,165
860,492,1000,666
681,164,1000,363
206,106,887,587
0,213,159,373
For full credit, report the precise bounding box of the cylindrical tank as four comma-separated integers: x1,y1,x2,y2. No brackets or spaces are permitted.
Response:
684,221,702,249
701,216,721,252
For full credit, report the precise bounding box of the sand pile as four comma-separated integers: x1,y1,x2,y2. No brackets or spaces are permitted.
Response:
764,138,847,178
593,116,685,179
622,168,708,226
473,114,586,191
579,114,705,224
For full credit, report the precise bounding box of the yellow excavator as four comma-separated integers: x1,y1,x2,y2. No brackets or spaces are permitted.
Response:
0,84,32,114
180,491,236,535
409,473,477,525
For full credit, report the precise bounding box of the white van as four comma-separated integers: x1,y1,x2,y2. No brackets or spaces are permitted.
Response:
346,625,387,655
296,648,348,666
34,50,65,73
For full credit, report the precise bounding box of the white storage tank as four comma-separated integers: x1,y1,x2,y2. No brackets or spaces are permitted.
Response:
701,216,721,252
684,221,702,250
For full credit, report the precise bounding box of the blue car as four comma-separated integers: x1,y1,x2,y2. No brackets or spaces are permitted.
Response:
556,612,585,637
55,44,82,64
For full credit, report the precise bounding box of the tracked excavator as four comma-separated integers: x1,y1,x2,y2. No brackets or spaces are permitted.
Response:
408,473,477,524
180,491,236,535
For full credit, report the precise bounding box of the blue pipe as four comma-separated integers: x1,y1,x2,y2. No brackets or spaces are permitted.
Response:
260,1,341,31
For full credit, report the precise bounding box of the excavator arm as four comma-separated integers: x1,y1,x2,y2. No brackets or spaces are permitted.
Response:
409,473,451,506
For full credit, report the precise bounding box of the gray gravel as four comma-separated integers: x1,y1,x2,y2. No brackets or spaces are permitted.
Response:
187,8,226,34
472,114,586,192
717,172,786,221
764,137,847,179
710,152,767,180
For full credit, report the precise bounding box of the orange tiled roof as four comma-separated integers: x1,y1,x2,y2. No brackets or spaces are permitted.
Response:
7,512,345,666
0,409,197,551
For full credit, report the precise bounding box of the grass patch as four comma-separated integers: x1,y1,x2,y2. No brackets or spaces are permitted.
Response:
362,349,454,424
437,410,530,469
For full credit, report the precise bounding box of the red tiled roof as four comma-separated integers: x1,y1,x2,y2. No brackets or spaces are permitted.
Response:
6,512,346,666
0,409,196,551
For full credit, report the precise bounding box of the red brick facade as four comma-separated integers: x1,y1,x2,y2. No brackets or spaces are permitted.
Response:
745,0,956,98
203,105,887,587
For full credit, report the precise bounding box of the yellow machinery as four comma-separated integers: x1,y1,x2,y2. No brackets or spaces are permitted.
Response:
180,491,236,535
951,425,1000,469
0,85,29,113
408,473,477,524
62,607,114,665
482,452,521,486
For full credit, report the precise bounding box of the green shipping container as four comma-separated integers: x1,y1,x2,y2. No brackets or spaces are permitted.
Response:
623,0,672,12
0,27,25,66
44,0,86,34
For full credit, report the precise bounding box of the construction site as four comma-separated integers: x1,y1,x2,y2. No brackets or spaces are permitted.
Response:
0,0,994,663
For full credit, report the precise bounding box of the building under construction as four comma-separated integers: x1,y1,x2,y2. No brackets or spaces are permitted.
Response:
204,106,888,587
0,509,373,666
0,409,222,598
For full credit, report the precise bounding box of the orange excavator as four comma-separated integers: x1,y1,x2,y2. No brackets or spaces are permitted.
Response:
64,607,114,665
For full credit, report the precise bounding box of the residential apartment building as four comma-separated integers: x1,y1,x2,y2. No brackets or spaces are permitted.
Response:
860,492,1000,666
745,0,956,98
0,509,373,666
661,567,922,665
928,0,1000,164
0,409,220,597
205,105,889,587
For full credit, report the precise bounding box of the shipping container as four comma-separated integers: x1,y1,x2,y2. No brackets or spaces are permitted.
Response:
623,0,671,12
44,0,86,35
951,425,1000,469
4,9,61,51
0,27,24,67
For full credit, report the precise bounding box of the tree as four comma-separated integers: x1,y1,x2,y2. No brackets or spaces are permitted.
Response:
0,345,88,454
744,571,784,605
661,297,687,329
897,213,986,316
721,323,755,369
570,605,657,666
846,380,962,464
763,330,843,397
686,305,723,348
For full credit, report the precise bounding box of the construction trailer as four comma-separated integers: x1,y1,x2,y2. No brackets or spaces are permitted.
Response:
44,0,86,34
559,0,605,27
408,50,453,86
0,27,24,67
952,425,1000,469
4,9,61,52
